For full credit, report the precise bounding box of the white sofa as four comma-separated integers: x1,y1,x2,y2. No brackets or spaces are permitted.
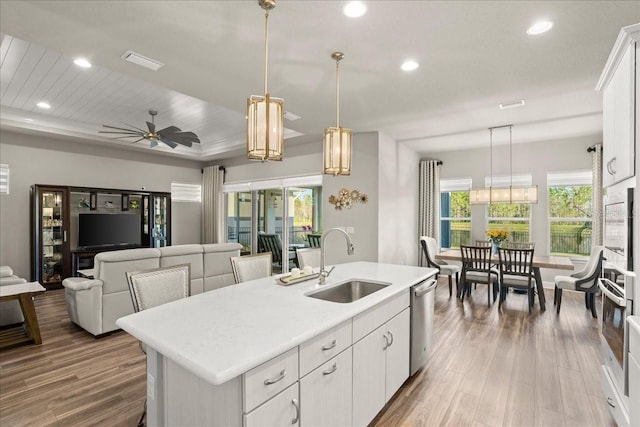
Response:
62,243,242,336
0,266,27,326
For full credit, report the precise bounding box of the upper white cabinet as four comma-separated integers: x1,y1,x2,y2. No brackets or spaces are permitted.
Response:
597,24,640,187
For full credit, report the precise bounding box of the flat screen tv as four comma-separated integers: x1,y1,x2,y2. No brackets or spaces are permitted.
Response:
78,213,141,248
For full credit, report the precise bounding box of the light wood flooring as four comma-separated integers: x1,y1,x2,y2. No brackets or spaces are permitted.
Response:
0,279,615,426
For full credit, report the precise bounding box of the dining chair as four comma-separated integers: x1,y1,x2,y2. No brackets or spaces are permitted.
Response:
296,247,321,269
460,245,499,306
230,253,273,284
419,236,460,297
126,263,191,427
257,233,298,271
307,233,322,248
553,246,604,317
475,240,492,247
497,247,535,312
503,241,535,250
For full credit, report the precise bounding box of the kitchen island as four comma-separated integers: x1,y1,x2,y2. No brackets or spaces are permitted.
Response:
116,261,436,426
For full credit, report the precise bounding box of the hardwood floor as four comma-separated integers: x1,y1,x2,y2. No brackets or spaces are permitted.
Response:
0,280,615,426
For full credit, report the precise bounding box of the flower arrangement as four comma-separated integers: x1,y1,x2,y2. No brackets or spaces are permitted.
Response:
328,188,368,210
486,229,509,244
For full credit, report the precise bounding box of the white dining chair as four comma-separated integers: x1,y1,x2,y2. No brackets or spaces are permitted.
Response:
126,263,191,427
296,248,321,269
230,253,273,284
420,236,460,297
553,246,604,317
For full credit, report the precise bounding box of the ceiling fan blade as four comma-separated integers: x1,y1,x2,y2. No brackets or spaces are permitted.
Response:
146,121,156,133
101,124,142,133
132,137,146,143
158,129,200,145
158,137,179,149
157,125,182,134
120,122,149,134
98,130,143,136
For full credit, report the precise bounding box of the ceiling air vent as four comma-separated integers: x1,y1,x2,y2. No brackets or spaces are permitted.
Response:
121,50,165,71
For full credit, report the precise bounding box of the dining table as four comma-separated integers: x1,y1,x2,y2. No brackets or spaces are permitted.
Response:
435,249,575,310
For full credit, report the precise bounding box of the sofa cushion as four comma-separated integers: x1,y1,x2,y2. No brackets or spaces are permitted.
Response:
95,248,161,295
203,243,242,291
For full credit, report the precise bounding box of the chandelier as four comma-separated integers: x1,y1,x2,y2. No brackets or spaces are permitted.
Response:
247,0,284,161
469,125,538,204
323,52,352,176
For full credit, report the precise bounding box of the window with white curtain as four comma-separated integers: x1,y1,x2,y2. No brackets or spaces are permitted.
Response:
171,182,201,202
547,170,592,256
440,177,471,249
486,174,532,242
0,164,9,194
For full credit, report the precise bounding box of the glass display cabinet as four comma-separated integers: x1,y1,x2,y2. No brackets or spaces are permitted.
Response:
31,185,70,288
151,193,171,247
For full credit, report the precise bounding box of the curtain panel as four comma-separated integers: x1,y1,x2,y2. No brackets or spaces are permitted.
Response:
418,160,441,266
591,144,603,246
202,166,225,244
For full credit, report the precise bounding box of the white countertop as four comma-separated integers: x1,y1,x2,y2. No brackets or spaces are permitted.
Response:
116,261,436,385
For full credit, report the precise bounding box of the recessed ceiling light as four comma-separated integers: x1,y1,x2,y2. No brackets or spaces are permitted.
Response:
73,58,92,68
527,20,553,35
343,1,367,18
37,101,51,109
401,60,419,72
499,99,525,109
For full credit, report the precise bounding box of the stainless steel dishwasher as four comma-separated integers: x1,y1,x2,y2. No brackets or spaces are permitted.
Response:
410,277,437,375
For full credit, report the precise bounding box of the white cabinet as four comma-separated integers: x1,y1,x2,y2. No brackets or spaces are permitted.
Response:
245,383,300,427
352,295,410,427
598,25,638,187
243,347,298,412
300,347,352,427
629,317,640,427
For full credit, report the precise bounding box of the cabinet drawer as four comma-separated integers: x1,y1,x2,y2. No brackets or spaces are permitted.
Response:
628,318,640,359
352,290,410,343
244,347,298,412
601,365,630,427
300,321,352,376
244,382,300,427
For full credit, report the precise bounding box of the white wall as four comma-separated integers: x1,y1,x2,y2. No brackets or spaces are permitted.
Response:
0,130,203,279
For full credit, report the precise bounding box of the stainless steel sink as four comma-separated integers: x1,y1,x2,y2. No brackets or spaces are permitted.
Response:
306,280,390,303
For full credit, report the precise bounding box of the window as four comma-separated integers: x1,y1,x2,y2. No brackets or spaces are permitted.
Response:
171,182,201,202
440,178,471,249
547,170,592,256
486,174,532,242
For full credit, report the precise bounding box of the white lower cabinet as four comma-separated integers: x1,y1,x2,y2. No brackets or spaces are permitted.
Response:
300,347,353,427
629,353,639,427
353,306,410,427
244,382,300,427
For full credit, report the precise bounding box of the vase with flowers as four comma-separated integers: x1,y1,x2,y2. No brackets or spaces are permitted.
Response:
486,229,509,255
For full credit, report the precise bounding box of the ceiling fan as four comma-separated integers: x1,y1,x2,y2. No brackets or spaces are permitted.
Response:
99,109,201,149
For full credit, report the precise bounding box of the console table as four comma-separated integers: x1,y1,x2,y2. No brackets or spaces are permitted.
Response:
0,282,46,348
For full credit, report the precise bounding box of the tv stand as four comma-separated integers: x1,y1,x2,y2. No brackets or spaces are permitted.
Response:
71,245,142,275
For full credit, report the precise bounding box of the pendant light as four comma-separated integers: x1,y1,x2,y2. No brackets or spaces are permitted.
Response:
247,0,284,161
323,51,352,176
469,125,538,204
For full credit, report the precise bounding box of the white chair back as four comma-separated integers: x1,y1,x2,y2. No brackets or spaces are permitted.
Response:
572,246,605,279
230,253,273,284
296,248,321,269
126,264,191,313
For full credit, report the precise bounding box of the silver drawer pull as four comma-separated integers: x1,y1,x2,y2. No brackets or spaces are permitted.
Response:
322,363,338,376
264,369,286,385
382,333,389,350
607,397,616,408
291,398,300,424
322,339,337,351
387,330,394,346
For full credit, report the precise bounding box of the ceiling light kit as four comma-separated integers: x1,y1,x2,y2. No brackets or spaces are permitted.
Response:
323,51,352,176
99,109,201,149
247,0,284,162
469,125,538,204
527,20,553,35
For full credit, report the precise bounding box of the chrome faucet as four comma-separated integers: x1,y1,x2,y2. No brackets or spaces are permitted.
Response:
319,228,355,285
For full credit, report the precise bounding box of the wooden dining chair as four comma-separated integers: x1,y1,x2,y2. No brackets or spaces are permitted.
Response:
503,241,535,250
497,247,535,312
307,234,322,248
475,240,492,247
420,236,460,297
257,233,298,271
460,245,499,306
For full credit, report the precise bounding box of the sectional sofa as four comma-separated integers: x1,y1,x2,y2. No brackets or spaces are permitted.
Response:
62,243,242,336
